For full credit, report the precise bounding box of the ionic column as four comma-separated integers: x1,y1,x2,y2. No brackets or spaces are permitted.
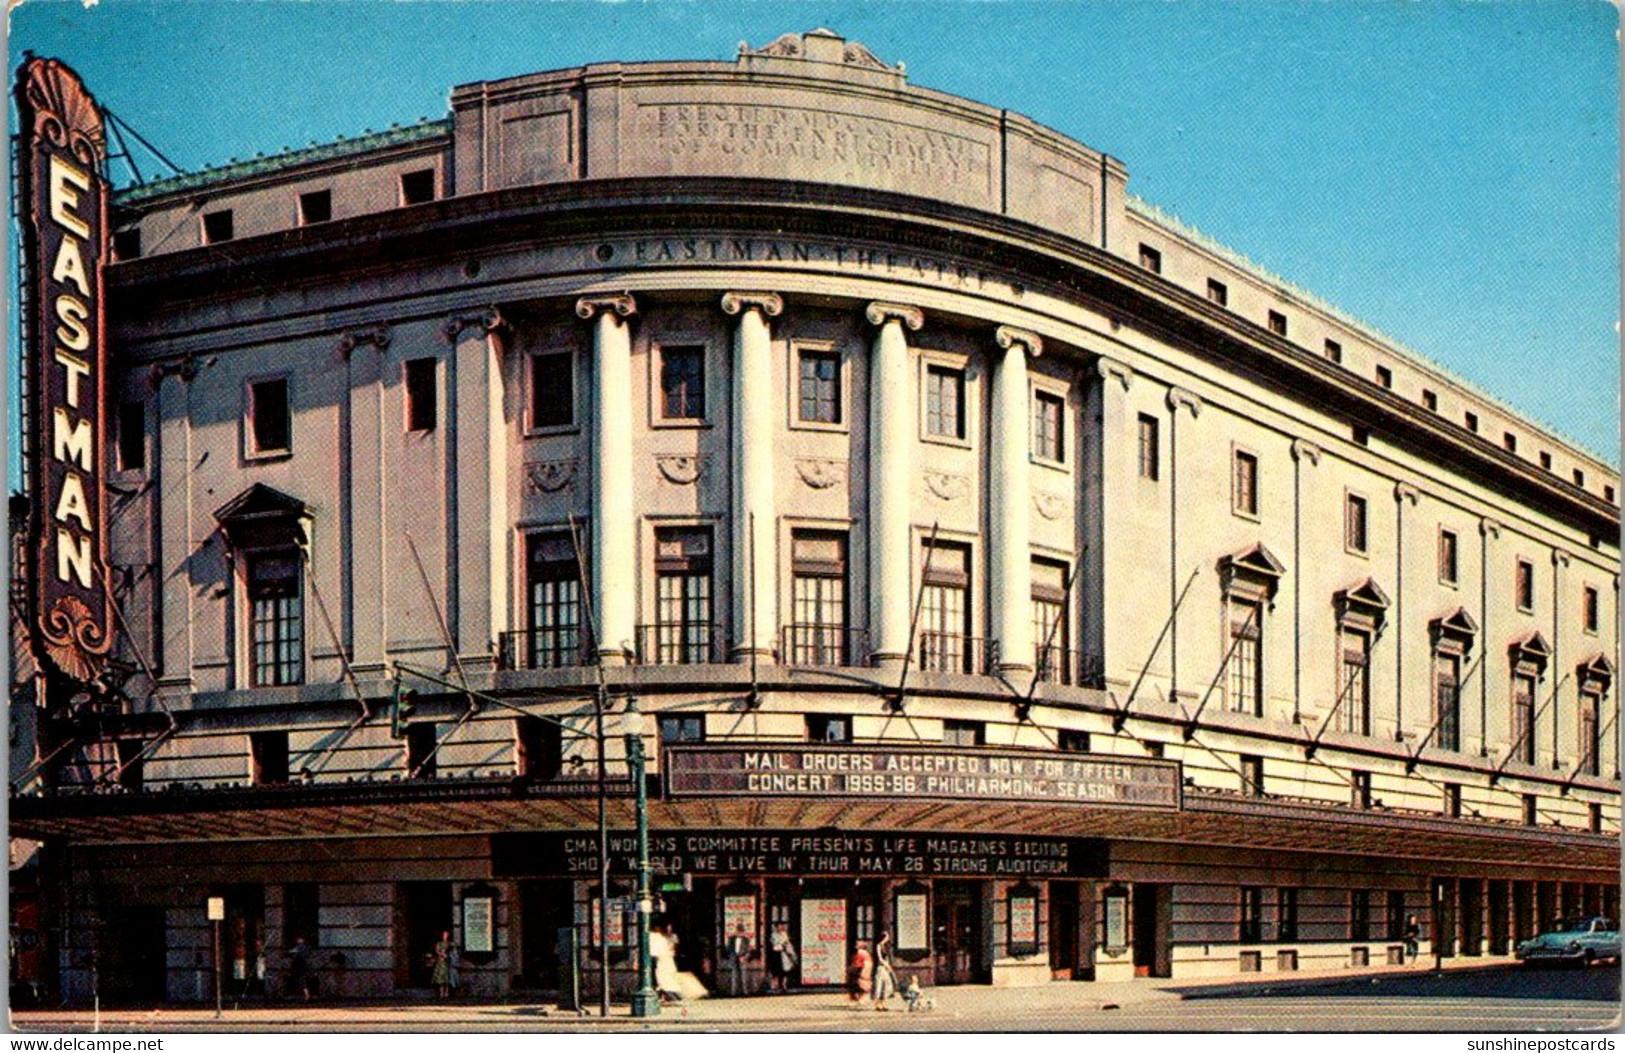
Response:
865,301,924,671
578,294,637,664
1088,356,1134,688
154,360,196,699
338,326,390,677
446,310,508,673
722,292,783,661
991,326,1042,673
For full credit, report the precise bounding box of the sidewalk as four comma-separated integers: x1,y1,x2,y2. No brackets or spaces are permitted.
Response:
10,956,1521,1032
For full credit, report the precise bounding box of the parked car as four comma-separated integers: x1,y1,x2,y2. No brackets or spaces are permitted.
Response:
1515,917,1621,965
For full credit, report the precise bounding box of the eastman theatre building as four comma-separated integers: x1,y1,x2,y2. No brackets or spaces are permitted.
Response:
11,31,1620,1002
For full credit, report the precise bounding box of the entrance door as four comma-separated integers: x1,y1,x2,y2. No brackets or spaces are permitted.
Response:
1132,884,1168,977
1460,880,1483,956
220,884,265,999
1049,882,1079,979
1487,881,1509,955
655,877,717,987
933,882,983,985
1513,882,1534,944
399,882,453,989
102,906,167,1004
1432,879,1456,959
519,879,573,990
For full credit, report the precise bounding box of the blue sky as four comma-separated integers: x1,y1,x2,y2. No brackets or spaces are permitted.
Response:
8,0,1619,484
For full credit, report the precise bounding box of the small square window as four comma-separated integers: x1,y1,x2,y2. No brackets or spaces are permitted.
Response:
1375,365,1393,389
1138,244,1162,273
1438,529,1458,586
1241,755,1265,796
1058,729,1090,753
660,346,706,420
112,227,142,261
660,715,705,744
1207,279,1228,306
1464,411,1479,433
298,189,332,225
806,715,851,743
1606,485,1616,503
797,349,842,425
251,730,290,785
925,364,966,440
1267,311,1287,336
400,169,436,205
1590,803,1604,833
249,378,291,455
1422,389,1438,412
1033,390,1065,463
1515,559,1535,612
1573,469,1586,488
1503,432,1518,453
1522,794,1538,826
1352,771,1372,809
404,357,437,431
529,352,574,429
1324,339,1342,364
1583,586,1599,634
202,209,235,244
1345,493,1368,554
115,738,145,792
117,401,146,471
943,719,984,746
406,722,439,779
1539,451,1553,471
1352,425,1370,447
1137,414,1160,480
1443,784,1462,818
1232,450,1259,517
516,716,563,780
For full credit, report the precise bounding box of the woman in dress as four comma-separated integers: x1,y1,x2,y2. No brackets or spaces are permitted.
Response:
651,925,709,1001
847,940,873,1005
871,932,897,1010
431,931,453,998
767,922,796,994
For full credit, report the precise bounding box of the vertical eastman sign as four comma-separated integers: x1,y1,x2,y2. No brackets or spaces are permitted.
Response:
16,58,113,683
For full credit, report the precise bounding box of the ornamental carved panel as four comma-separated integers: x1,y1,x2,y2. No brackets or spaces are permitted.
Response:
795,458,847,490
525,459,578,494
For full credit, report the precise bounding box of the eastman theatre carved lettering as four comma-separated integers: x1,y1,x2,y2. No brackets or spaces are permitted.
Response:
637,102,993,194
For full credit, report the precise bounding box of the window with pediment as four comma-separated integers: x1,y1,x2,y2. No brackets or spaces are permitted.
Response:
1428,607,1479,752
1218,544,1285,717
1333,578,1389,736
1508,631,1551,766
215,484,311,688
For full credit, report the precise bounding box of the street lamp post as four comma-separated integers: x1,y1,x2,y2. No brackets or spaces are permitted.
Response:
623,699,660,1018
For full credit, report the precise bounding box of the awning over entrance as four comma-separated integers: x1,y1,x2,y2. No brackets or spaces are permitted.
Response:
10,778,1615,875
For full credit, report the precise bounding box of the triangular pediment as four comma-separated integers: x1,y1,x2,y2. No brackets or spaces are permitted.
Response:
1336,577,1391,612
1429,606,1479,637
1219,542,1286,580
214,484,309,547
1508,631,1552,673
1577,653,1615,688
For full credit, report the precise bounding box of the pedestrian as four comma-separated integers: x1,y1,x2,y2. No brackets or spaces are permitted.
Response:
767,922,796,993
1403,915,1421,965
288,935,313,1001
847,940,873,1005
432,930,454,998
871,932,897,1010
725,923,751,997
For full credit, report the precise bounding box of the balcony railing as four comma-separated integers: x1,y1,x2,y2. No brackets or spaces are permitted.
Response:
917,632,997,676
498,628,592,671
1034,645,1106,688
635,622,725,666
780,624,871,668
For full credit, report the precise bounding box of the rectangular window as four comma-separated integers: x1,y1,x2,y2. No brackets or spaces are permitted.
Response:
202,209,234,244
399,169,436,205
1240,888,1263,943
1032,558,1069,684
115,739,145,792
1580,689,1601,778
112,227,141,261
1606,485,1616,503
1422,389,1438,412
1240,754,1265,797
516,716,563,780
943,719,984,747
1515,559,1534,611
659,346,706,420
1350,890,1371,941
284,883,319,947
653,527,714,663
249,378,291,455
788,531,850,666
1277,889,1299,942
797,349,842,424
1522,794,1538,826
1465,410,1479,433
1228,599,1263,715
1033,390,1065,462
659,715,705,744
1574,469,1587,488
1058,729,1090,753
1352,426,1370,447
298,189,331,225
117,401,145,471
1539,451,1553,471
1267,311,1287,336
406,722,438,779
1345,493,1368,554
1435,652,1461,752
1513,673,1537,765
925,364,966,440
248,550,303,686
1583,586,1600,633
1503,432,1518,453
527,533,582,669
1352,771,1372,809
1438,529,1459,585
529,352,574,429
1375,365,1393,389
1138,244,1162,273
806,714,851,743
1443,783,1462,818
1385,891,1406,940
1207,278,1228,306
404,357,437,431
1232,450,1258,517
1340,629,1371,735
250,729,290,785
919,540,972,673
1137,414,1160,480
1324,339,1342,364
1590,803,1604,833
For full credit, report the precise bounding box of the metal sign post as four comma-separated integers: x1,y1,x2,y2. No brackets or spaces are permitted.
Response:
206,896,225,1018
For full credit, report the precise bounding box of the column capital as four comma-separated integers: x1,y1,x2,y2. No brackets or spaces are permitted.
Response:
1290,439,1322,466
1553,548,1571,568
1166,386,1203,417
441,306,508,344
1394,481,1421,506
1093,355,1133,391
864,301,924,331
575,292,638,321
1480,516,1502,539
153,354,206,385
338,324,392,358
720,291,783,318
994,325,1043,358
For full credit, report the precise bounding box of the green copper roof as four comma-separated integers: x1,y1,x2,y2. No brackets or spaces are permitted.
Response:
112,118,450,206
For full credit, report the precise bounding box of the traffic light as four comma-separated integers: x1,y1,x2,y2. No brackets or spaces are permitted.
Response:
389,682,417,739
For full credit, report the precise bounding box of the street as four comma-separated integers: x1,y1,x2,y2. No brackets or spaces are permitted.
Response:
12,962,1620,1033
